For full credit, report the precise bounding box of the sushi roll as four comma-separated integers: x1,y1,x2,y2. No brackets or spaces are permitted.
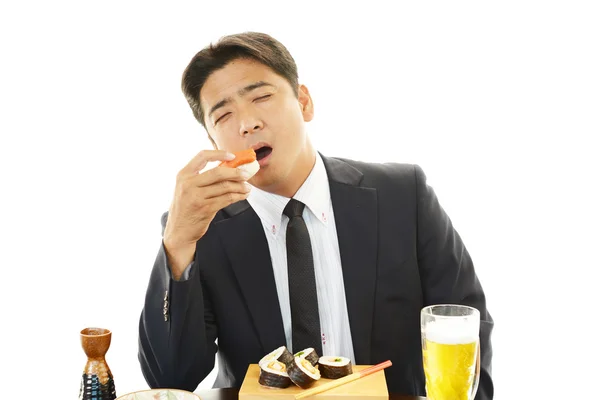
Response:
318,356,353,379
259,346,294,367
287,356,321,389
258,360,292,388
293,347,319,366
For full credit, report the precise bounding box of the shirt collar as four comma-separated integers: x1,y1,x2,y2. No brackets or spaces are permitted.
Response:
294,153,330,225
247,153,331,236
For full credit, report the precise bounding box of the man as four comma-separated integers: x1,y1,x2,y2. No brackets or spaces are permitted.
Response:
138,32,494,399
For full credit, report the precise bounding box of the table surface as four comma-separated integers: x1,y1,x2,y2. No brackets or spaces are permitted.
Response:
196,388,424,400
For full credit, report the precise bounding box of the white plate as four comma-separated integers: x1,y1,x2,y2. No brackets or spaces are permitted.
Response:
116,388,201,400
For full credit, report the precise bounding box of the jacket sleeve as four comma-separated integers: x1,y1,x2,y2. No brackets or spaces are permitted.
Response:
415,165,494,400
138,212,218,391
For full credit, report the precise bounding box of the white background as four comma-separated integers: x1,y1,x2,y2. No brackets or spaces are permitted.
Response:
1,1,599,398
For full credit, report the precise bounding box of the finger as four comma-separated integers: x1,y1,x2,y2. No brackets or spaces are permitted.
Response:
201,180,252,200
180,150,235,176
191,166,250,188
202,191,250,214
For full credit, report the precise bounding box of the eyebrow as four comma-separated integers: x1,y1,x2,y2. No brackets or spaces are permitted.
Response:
207,81,275,119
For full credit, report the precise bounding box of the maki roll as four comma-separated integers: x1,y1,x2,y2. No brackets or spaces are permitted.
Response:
294,347,319,366
287,356,321,389
258,360,291,388
259,346,294,367
318,356,353,379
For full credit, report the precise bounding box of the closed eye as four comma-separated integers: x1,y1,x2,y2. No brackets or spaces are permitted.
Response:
214,112,231,125
254,94,272,102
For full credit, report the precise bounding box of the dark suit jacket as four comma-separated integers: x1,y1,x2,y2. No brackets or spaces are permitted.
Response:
138,155,494,399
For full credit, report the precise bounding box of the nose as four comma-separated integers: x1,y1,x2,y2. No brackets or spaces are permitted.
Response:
238,111,263,136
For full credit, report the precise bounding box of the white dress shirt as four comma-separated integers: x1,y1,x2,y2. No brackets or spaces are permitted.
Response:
247,154,356,362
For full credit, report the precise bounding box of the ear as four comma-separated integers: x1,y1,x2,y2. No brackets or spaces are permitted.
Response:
298,84,314,122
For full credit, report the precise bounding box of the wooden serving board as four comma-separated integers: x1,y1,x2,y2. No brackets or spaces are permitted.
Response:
239,364,388,399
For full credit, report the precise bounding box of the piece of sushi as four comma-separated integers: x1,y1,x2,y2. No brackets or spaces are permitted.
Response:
258,360,292,389
287,356,321,389
259,346,294,367
293,347,319,366
219,148,260,179
318,356,353,379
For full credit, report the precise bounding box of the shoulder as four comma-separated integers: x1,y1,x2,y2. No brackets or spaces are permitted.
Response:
324,155,427,189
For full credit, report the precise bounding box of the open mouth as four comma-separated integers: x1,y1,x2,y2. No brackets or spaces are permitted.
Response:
255,146,273,161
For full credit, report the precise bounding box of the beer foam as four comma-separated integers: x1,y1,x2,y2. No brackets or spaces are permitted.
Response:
425,318,479,344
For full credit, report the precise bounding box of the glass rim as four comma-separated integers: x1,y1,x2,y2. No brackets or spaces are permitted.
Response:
421,304,480,318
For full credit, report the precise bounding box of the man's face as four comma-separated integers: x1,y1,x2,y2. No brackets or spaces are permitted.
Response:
200,58,314,192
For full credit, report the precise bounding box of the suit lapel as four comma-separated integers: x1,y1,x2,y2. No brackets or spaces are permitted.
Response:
322,156,378,365
215,201,287,354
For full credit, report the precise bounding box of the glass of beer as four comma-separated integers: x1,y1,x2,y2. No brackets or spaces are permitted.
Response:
421,304,480,400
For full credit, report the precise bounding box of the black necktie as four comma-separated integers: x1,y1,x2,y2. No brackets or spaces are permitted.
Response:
284,199,322,356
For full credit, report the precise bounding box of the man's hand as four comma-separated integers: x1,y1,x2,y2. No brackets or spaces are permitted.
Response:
163,150,253,279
